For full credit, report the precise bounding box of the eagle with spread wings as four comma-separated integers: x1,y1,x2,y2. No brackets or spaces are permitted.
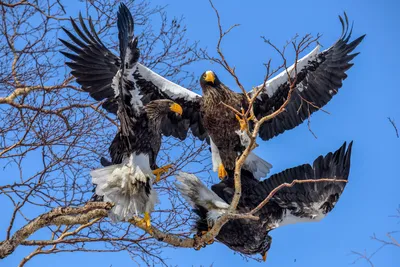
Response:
177,141,352,261
60,3,363,225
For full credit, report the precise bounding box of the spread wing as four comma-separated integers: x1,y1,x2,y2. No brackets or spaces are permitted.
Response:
212,141,352,229
60,4,206,141
252,141,351,230
250,13,365,141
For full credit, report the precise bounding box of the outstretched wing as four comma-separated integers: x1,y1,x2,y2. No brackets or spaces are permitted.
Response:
250,13,365,141
255,141,352,230
60,4,206,140
212,141,352,229
59,13,121,113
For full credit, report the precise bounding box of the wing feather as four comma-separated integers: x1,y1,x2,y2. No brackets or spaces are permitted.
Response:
211,142,352,230
251,13,365,141
60,4,206,140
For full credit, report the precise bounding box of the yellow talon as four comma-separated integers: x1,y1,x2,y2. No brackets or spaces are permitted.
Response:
201,230,215,245
218,163,227,180
137,212,152,233
152,164,173,184
235,108,254,131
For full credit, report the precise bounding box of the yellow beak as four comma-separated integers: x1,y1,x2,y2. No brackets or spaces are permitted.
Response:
204,71,215,84
169,103,183,116
262,252,267,262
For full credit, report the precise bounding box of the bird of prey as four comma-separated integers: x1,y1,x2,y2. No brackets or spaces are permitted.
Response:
90,99,183,223
199,13,364,178
176,141,352,261
60,3,272,184
61,5,186,225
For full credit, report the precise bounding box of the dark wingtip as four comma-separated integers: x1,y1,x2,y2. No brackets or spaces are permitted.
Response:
100,157,112,167
119,2,129,10
61,26,69,34
345,141,353,170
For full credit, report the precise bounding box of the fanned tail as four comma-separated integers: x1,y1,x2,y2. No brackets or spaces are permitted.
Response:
91,155,158,222
244,152,272,180
176,172,229,229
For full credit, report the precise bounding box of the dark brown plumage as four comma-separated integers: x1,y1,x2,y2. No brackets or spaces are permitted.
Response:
197,13,364,175
200,71,247,170
110,99,182,168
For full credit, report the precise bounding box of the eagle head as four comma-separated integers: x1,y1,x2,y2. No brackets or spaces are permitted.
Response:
200,70,221,88
261,234,273,262
145,99,183,121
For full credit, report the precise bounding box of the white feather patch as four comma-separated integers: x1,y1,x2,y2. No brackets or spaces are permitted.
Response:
175,172,229,210
274,201,327,229
126,65,144,115
234,130,272,179
253,45,320,99
235,129,251,148
91,153,158,222
136,63,201,101
244,152,272,180
210,138,222,173
111,70,121,97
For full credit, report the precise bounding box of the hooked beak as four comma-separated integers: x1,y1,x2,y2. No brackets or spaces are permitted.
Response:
204,71,215,84
262,252,268,262
169,103,183,116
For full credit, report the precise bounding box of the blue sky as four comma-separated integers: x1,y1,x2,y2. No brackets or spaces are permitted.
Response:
2,0,399,266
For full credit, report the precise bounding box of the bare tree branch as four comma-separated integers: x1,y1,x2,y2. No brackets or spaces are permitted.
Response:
388,117,399,138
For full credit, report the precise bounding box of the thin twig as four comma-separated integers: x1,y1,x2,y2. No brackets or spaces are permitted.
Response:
388,117,399,138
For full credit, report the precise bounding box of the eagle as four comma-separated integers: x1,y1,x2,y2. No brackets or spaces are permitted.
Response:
60,4,363,222
61,5,185,225
61,5,363,181
199,13,364,178
176,141,352,261
60,3,272,183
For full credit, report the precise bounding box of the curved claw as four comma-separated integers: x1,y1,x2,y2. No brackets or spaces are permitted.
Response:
235,108,254,131
137,212,152,234
218,163,227,180
153,164,173,184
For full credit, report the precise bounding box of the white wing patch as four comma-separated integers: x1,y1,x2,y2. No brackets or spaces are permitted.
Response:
273,201,327,229
126,66,144,115
137,63,201,101
111,66,144,116
254,45,321,99
111,70,121,97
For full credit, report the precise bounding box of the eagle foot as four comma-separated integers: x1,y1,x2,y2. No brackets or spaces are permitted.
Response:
218,163,228,180
137,212,153,234
193,228,214,250
201,230,215,245
235,108,254,131
153,164,173,184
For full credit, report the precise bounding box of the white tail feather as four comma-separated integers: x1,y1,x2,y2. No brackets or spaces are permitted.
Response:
175,172,229,210
91,154,158,222
210,137,272,179
244,152,273,180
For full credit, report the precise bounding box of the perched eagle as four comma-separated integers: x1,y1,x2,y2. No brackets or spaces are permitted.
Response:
61,5,185,225
176,141,352,260
199,13,364,178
